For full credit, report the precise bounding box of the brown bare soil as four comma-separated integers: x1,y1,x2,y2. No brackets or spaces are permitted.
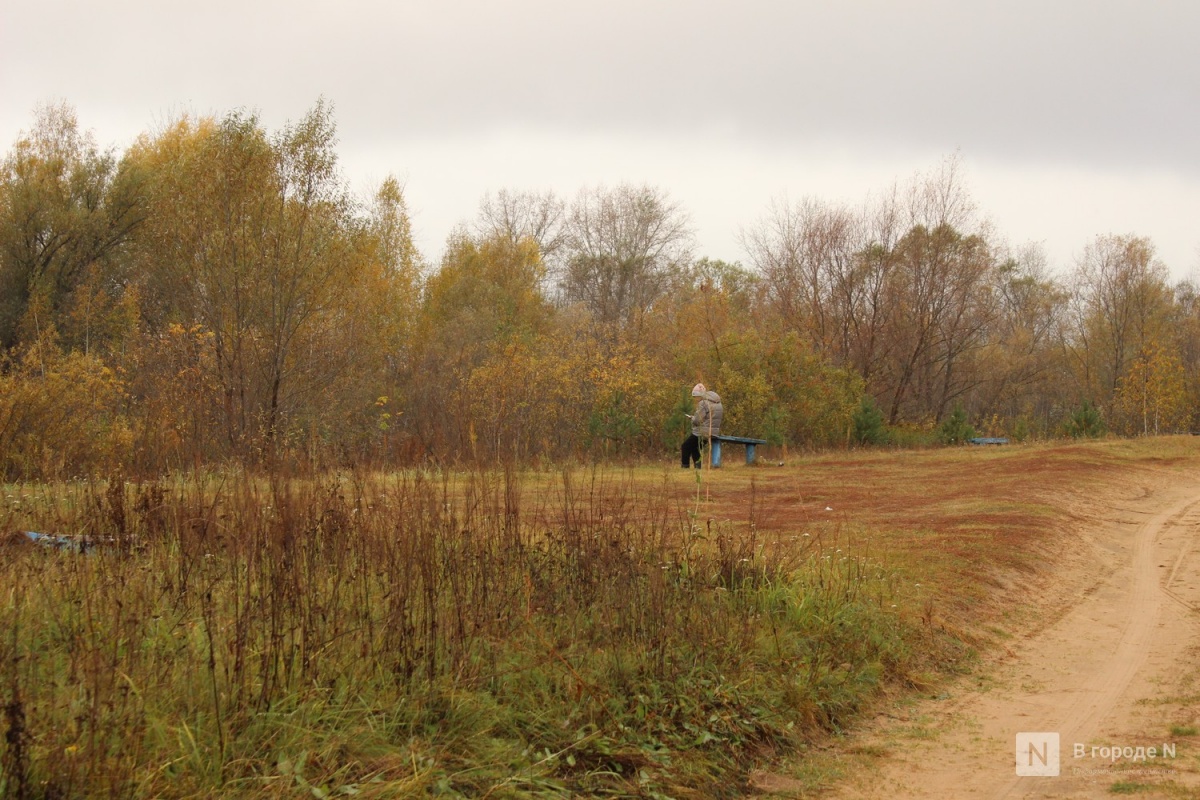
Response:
687,439,1200,799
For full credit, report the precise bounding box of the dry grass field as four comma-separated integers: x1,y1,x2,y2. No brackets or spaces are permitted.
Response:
3,437,1199,798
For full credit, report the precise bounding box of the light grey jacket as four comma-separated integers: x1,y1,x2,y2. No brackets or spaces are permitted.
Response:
691,391,723,437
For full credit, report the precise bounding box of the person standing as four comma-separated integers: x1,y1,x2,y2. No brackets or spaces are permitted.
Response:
681,383,723,468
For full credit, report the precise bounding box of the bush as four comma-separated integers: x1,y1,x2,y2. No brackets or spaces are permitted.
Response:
0,340,132,479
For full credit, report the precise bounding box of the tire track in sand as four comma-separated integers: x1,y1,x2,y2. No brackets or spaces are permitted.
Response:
826,478,1200,799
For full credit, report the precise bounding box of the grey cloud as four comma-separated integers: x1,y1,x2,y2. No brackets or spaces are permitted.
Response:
330,0,1198,172
5,0,1197,175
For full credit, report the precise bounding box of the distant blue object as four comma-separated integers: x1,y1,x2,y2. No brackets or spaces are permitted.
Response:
24,531,95,553
711,435,769,467
968,437,1009,445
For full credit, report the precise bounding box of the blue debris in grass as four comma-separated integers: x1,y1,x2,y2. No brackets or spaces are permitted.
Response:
23,531,107,553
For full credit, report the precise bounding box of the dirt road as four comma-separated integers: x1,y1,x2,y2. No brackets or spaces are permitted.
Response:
822,467,1200,798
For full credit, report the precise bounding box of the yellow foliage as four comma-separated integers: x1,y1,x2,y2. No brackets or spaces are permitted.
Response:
126,323,221,470
0,339,131,479
453,320,678,462
1113,340,1188,435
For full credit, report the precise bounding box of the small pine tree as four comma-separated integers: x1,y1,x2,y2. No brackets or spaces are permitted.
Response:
852,395,888,445
937,403,976,445
1064,399,1106,439
762,405,789,446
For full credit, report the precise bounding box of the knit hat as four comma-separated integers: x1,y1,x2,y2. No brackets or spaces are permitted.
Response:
691,383,706,397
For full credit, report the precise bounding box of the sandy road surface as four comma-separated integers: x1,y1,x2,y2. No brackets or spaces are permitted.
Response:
822,469,1200,799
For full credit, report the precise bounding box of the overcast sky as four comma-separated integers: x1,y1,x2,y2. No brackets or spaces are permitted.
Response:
3,0,1198,277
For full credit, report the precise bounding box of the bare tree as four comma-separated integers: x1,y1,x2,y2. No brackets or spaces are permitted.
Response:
902,152,977,233
560,184,693,329
474,189,568,275
740,195,863,360
740,196,806,331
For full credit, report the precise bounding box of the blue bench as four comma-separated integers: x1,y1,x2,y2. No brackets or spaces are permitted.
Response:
968,437,1009,445
711,435,769,467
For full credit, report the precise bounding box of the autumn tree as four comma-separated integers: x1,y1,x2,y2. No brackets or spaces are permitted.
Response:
1063,234,1171,412
881,222,995,423
286,174,425,459
641,257,861,448
648,258,769,439
873,158,995,423
975,245,1070,431
655,258,759,373
128,101,418,461
840,208,907,395
1112,340,1188,435
0,102,144,353
408,232,553,458
742,157,996,425
1170,278,1200,431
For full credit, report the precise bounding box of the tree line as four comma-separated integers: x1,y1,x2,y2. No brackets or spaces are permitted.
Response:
1,101,1196,478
